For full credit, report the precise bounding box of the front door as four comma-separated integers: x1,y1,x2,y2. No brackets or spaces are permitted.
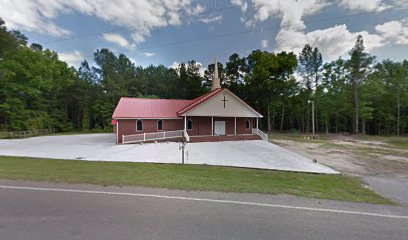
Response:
214,121,226,135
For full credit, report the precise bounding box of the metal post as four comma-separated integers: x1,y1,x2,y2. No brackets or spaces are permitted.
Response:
256,117,259,129
308,100,315,140
312,101,315,139
211,116,214,136
234,117,237,135
179,137,186,165
184,116,187,131
116,120,119,144
182,144,185,164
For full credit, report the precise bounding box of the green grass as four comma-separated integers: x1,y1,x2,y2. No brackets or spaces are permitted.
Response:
268,132,408,151
362,136,408,149
50,129,112,136
0,129,111,139
0,132,9,138
268,132,331,143
0,156,393,204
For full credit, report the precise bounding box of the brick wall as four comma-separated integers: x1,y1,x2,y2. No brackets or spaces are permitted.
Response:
117,119,183,143
186,116,212,136
116,117,258,143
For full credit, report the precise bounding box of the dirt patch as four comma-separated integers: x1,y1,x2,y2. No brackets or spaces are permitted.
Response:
280,142,368,175
332,139,386,146
270,134,408,177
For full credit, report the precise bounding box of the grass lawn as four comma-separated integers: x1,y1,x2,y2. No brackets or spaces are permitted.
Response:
0,129,112,139
0,156,393,204
360,135,408,149
268,132,408,149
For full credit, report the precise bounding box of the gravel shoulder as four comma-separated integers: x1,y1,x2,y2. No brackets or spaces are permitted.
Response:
269,133,408,205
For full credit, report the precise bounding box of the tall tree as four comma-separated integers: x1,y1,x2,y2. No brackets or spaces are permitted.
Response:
247,50,298,131
311,47,323,88
173,61,206,99
1,21,407,136
298,44,314,91
225,53,246,84
367,60,408,135
298,44,323,89
298,45,323,133
0,18,18,58
346,35,375,134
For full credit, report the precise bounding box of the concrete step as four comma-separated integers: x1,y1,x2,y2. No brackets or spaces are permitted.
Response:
189,134,261,143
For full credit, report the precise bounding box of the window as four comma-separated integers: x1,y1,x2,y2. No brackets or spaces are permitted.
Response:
136,119,143,131
245,119,250,129
157,120,163,131
187,119,193,130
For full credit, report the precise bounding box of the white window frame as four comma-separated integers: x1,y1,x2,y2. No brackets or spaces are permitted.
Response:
157,119,163,131
136,119,143,132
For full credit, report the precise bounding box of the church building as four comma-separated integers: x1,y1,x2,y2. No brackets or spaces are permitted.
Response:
112,60,265,144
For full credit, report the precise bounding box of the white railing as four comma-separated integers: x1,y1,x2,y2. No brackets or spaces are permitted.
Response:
183,130,190,142
252,128,268,140
122,130,184,144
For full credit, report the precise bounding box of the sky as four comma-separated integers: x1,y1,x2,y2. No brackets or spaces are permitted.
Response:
1,0,408,70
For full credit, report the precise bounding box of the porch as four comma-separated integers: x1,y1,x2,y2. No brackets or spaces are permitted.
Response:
183,116,260,136
189,134,261,143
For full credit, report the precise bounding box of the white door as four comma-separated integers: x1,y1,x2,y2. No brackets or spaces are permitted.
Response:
214,121,226,135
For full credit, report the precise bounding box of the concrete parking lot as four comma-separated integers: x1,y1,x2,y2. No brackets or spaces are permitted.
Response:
0,133,338,174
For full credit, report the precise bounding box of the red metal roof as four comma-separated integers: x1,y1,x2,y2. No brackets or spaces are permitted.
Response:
112,97,193,119
112,88,262,119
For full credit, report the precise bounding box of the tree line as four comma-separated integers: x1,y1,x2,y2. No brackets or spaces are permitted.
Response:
0,20,407,135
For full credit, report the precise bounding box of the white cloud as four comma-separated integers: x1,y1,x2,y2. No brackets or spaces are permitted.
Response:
167,11,181,25
143,52,155,57
186,4,205,15
276,25,384,61
58,50,84,67
0,0,71,36
394,0,408,7
1,0,205,45
128,57,138,65
261,39,268,48
131,31,150,45
169,61,179,69
169,61,205,77
339,0,391,12
231,0,248,12
375,18,408,44
199,15,223,24
102,33,135,49
234,0,330,31
233,0,407,62
196,61,205,77
244,19,255,28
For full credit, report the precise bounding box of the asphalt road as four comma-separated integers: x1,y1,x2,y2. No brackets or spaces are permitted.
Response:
0,180,407,240
364,175,408,206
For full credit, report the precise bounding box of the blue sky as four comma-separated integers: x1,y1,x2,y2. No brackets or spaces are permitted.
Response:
1,0,408,70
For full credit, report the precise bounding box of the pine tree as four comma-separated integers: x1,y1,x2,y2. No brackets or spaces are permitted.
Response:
346,35,374,134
